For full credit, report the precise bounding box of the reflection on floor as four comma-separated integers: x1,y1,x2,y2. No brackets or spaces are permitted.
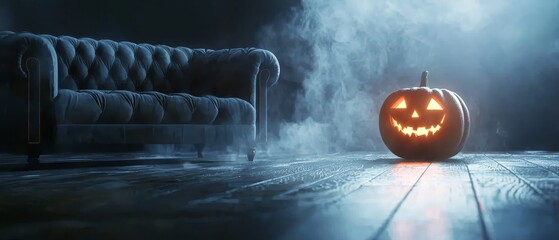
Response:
1,151,558,239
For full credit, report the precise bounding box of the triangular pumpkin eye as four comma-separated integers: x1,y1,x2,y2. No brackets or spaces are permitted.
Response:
392,97,407,109
427,98,443,110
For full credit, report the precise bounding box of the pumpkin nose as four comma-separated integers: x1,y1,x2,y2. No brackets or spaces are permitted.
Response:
411,110,419,118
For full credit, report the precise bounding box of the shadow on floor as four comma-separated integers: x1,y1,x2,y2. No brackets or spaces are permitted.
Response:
373,157,462,165
0,158,207,172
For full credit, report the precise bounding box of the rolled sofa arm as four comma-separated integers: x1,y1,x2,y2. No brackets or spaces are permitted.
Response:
0,31,58,144
189,48,279,104
254,50,280,143
248,49,280,143
189,48,280,143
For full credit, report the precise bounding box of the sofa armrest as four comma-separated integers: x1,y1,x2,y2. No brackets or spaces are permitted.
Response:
0,31,59,144
0,31,59,99
189,48,279,105
189,48,280,142
246,49,280,143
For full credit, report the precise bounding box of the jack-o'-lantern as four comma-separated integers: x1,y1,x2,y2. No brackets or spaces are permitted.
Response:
379,71,470,160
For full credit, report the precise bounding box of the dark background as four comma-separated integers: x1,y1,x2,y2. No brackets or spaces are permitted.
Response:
0,0,298,48
1,0,559,151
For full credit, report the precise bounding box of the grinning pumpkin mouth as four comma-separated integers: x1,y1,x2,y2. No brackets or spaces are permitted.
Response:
391,115,446,137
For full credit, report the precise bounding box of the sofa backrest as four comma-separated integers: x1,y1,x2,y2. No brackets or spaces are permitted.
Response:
0,31,280,106
43,35,195,93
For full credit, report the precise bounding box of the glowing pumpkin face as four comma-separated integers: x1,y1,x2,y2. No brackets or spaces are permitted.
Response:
390,96,445,137
379,71,470,160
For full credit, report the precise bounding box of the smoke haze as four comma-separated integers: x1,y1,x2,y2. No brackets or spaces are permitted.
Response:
259,0,559,153
2,0,558,154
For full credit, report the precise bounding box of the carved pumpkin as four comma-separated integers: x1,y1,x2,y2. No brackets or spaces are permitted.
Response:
379,71,470,159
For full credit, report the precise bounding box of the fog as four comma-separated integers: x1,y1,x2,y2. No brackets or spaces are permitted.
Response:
1,0,558,154
259,0,559,153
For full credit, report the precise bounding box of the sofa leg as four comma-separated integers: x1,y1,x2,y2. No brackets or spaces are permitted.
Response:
194,144,205,158
247,147,256,161
27,144,41,165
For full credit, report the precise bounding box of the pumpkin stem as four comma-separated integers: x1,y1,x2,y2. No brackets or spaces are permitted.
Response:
420,71,428,87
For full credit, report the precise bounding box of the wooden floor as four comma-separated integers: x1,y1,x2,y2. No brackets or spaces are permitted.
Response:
0,151,558,239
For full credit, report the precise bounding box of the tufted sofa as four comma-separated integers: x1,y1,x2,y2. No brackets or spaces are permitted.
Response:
0,31,280,163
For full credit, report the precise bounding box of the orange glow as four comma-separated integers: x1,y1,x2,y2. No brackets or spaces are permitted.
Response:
392,97,407,109
411,110,419,118
426,98,443,110
391,114,446,137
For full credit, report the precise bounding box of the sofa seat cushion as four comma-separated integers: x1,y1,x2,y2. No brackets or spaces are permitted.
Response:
54,89,255,124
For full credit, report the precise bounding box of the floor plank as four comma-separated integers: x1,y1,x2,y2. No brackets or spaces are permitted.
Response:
1,152,559,239
280,159,430,240
376,159,485,240
495,156,559,202
464,154,559,240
